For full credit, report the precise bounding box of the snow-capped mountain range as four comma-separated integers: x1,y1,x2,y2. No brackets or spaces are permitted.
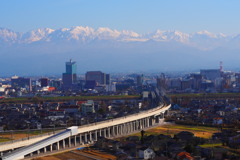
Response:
0,26,239,50
1,26,240,76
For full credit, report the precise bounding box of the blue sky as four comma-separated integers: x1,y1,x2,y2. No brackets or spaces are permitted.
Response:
1,0,240,34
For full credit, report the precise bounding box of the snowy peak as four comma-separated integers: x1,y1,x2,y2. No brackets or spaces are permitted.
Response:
195,30,217,38
69,26,95,40
0,28,19,43
95,27,121,39
21,28,54,43
0,26,239,50
150,30,189,43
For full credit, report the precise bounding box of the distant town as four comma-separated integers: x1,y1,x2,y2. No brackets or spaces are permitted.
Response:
1,60,240,159
1,61,239,97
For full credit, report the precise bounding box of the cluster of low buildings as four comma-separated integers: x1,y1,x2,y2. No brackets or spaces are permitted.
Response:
94,130,235,160
0,98,143,131
168,97,240,127
161,69,240,93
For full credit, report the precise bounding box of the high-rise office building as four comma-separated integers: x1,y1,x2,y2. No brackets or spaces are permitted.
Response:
11,76,32,92
62,60,77,90
106,74,111,85
200,69,221,81
40,78,49,87
85,71,107,85
136,74,144,86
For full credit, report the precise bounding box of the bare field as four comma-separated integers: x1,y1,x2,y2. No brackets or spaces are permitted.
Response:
0,133,35,141
32,148,116,160
132,124,220,139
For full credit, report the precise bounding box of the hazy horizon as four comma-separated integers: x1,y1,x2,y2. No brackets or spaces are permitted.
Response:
1,1,240,76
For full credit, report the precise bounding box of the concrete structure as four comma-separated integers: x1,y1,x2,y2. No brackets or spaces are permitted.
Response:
1,127,78,160
139,148,156,159
39,78,49,87
11,76,32,92
137,74,144,86
0,103,170,160
81,100,95,115
62,60,77,90
85,71,108,86
200,69,221,81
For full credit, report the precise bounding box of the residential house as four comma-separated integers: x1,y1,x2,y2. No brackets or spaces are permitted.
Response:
139,147,156,159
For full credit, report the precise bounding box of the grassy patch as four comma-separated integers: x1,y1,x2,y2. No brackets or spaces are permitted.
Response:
0,137,12,142
127,124,219,139
0,95,140,104
170,92,240,98
199,143,222,148
164,125,219,132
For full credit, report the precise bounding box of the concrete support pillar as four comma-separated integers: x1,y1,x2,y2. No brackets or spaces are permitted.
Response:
111,126,114,137
44,147,47,153
79,134,82,144
99,129,102,137
113,126,116,136
122,124,124,135
57,142,60,150
119,125,122,135
130,122,133,133
95,130,98,141
63,139,65,148
152,117,155,126
74,136,77,146
108,127,111,138
147,118,150,127
142,119,144,128
30,153,33,157
136,121,139,130
89,132,92,142
85,133,88,143
104,128,107,137
144,118,147,128
122,124,125,135
139,120,141,129
145,118,147,127
125,124,128,134
37,150,40,155
112,126,114,137
69,137,72,147
50,144,53,152
116,125,119,136
155,116,158,123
